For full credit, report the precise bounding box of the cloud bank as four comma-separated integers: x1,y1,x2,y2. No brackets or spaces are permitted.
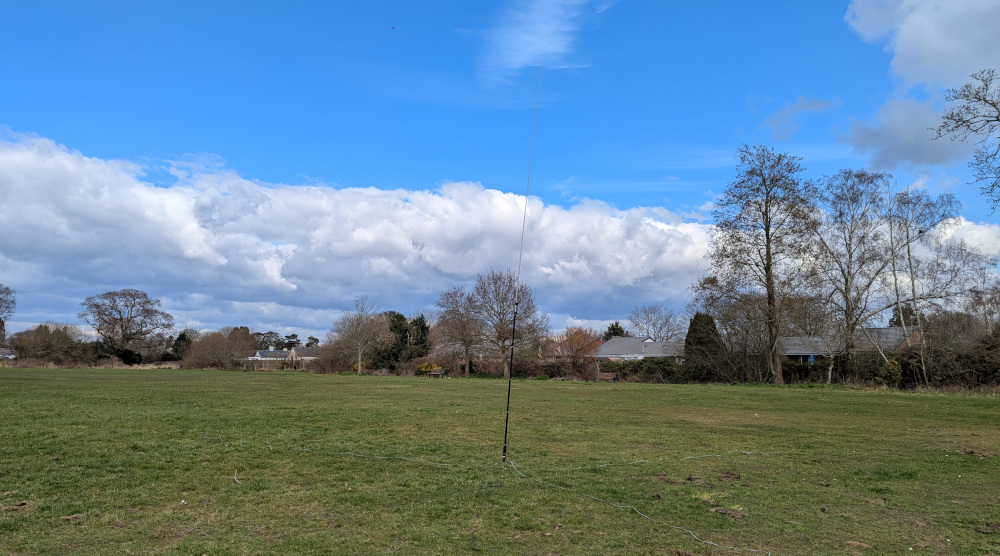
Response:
843,0,1000,169
0,133,711,336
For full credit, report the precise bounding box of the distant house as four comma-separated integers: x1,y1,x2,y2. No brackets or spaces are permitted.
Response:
244,347,320,370
249,349,291,361
779,336,831,364
288,346,322,363
779,327,920,364
597,336,684,364
855,327,920,354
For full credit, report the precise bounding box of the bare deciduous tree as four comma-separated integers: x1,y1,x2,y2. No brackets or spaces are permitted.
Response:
472,269,548,379
551,326,603,377
328,295,389,374
0,284,15,345
708,145,816,384
78,289,174,353
935,68,1000,210
183,326,257,369
626,304,684,341
433,286,482,377
809,169,894,360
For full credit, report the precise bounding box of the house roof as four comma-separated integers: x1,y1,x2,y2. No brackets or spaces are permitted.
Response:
779,327,916,357
854,327,911,352
597,336,684,359
779,336,830,357
290,346,322,359
255,349,291,359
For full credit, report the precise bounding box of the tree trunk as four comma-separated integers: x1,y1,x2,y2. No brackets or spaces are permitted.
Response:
905,239,929,386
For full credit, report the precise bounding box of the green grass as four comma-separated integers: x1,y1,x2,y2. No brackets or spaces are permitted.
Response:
1,369,998,555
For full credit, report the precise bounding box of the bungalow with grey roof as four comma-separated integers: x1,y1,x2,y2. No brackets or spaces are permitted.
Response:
597,336,684,364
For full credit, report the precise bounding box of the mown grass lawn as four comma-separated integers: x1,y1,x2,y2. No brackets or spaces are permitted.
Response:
1,368,998,555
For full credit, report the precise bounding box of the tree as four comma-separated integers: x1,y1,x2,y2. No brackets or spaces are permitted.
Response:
808,169,894,361
78,289,174,356
602,321,629,341
627,304,684,341
10,323,91,364
252,331,285,350
552,326,603,377
935,68,1000,210
887,188,973,384
708,145,816,384
966,273,1000,336
0,284,14,345
284,333,301,348
368,312,430,372
170,329,198,360
183,326,256,369
328,295,389,374
472,269,548,379
305,336,320,348
683,312,726,382
888,303,921,328
434,286,482,377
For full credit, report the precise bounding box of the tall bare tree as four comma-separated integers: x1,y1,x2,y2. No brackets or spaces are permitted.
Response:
433,286,482,377
809,169,894,360
708,145,816,384
935,68,1000,210
0,284,15,345
627,304,684,341
887,189,962,384
472,269,548,379
78,289,174,353
328,295,388,374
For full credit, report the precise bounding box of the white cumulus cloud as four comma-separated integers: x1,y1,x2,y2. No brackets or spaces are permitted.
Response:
0,133,711,337
843,0,1000,169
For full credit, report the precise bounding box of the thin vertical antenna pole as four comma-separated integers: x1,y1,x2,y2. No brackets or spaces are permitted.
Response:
502,62,543,466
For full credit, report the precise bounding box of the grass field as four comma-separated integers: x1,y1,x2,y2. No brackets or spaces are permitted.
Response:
1,368,998,555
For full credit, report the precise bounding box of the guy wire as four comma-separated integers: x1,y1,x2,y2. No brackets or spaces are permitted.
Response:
502,61,543,466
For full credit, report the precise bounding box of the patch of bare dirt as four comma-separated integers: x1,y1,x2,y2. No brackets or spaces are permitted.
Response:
686,476,717,487
960,447,989,458
655,472,685,484
845,541,871,549
61,513,86,521
709,507,745,519
672,550,698,556
976,522,1000,534
720,472,741,481
2,501,35,512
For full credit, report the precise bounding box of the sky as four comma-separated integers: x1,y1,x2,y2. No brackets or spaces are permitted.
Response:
2,0,1000,340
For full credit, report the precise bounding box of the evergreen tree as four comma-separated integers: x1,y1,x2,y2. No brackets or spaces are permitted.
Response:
603,321,629,341
683,312,726,381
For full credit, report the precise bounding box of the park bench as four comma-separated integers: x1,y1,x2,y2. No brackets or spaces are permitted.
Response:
426,369,446,378
594,371,617,383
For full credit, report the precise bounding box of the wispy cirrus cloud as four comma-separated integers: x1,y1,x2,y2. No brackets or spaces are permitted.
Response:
481,0,594,81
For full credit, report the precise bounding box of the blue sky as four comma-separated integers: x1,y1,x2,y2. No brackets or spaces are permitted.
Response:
1,0,999,339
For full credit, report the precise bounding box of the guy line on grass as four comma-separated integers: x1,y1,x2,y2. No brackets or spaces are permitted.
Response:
282,443,777,554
